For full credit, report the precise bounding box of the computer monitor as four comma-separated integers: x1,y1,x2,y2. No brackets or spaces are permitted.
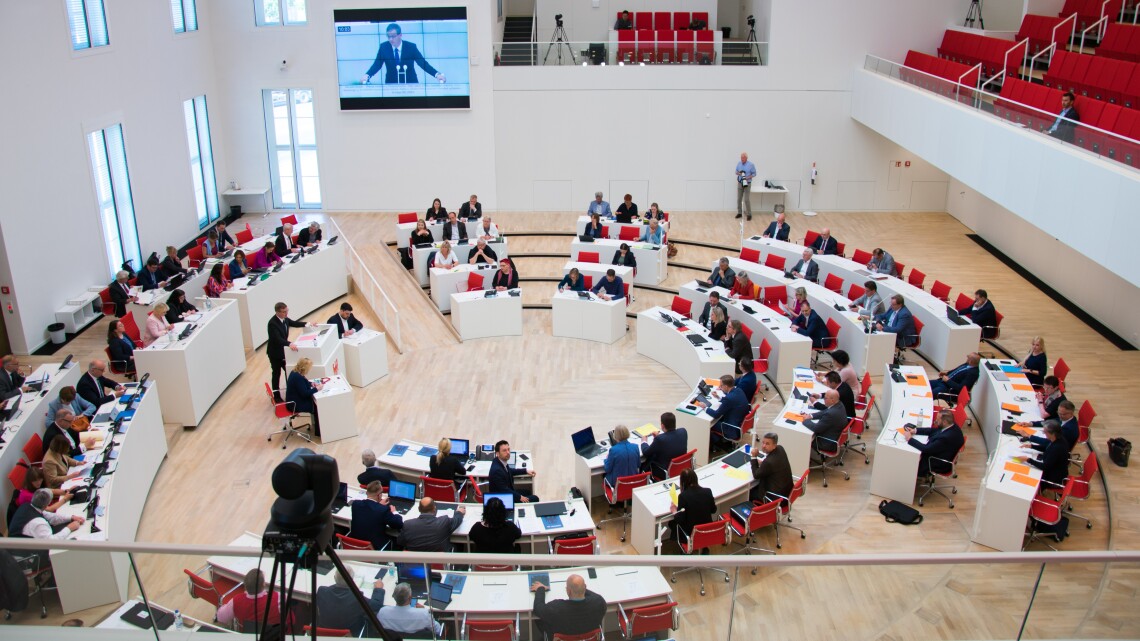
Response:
388,480,417,502
449,438,470,457
484,492,514,513
571,427,596,453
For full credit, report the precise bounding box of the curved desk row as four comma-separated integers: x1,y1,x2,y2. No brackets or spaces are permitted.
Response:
414,239,509,287
869,365,936,504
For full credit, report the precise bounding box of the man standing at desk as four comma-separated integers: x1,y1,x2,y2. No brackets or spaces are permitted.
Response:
590,269,624,302
587,192,611,218
642,412,688,479
266,302,311,403
735,152,757,221
489,440,538,502
328,302,363,338
531,574,607,639
361,23,446,84
762,211,790,241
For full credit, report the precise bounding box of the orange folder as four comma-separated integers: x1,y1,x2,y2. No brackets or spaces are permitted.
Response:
703,378,720,387
1010,473,1037,487
905,374,928,387
1001,402,1022,413
793,381,814,390
1011,383,1034,392
1012,424,1036,437
1003,462,1030,475
783,412,806,422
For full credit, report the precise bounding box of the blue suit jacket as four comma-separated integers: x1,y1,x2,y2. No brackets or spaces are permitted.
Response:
137,268,162,291
939,364,980,396
876,305,917,347
365,40,439,84
763,222,790,241
795,310,829,348
285,371,317,414
488,458,529,500
316,585,385,637
908,424,965,476
736,372,758,403
641,428,688,477
708,388,750,438
349,499,403,551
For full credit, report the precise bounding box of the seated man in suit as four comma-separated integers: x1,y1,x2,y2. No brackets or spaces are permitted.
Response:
761,211,790,241
458,194,482,219
697,375,749,445
790,248,819,282
316,574,385,638
349,481,403,551
441,211,468,242
708,257,736,289
614,10,633,30
791,301,829,348
43,408,98,458
1048,91,1079,143
275,223,300,256
160,246,186,280
750,432,793,502
697,291,728,332
930,352,981,400
957,289,998,338
488,440,539,502
531,574,607,639
723,320,751,374
736,357,758,403
297,221,322,247
378,583,445,639
875,294,917,349
804,389,847,454
0,355,31,401
136,257,167,291
108,270,137,317
867,248,897,277
849,280,885,318
1028,400,1079,452
902,409,965,477
358,449,396,486
641,412,688,479
590,269,625,302
213,220,236,251
76,359,125,408
810,228,839,255
812,371,855,419
327,302,363,338
1026,420,1070,487
396,497,465,552
468,237,498,265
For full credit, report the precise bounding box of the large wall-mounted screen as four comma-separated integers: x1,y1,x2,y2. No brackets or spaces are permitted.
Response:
334,7,470,110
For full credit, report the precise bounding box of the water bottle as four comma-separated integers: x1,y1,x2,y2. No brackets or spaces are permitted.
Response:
173,610,184,630
205,297,213,311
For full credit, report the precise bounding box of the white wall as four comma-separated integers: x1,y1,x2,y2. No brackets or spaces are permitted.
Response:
970,0,1025,31
0,0,224,354
534,0,719,45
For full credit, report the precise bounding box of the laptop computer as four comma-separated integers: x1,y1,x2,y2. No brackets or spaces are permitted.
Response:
577,234,595,243
685,334,708,346
534,501,567,517
119,601,175,630
448,438,470,461
387,479,418,514
331,482,349,512
24,371,49,393
427,581,454,611
946,306,970,325
484,493,515,521
1,391,22,422
571,426,605,459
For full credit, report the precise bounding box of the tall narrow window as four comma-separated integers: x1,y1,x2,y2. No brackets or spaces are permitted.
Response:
263,89,321,209
255,0,307,26
66,0,110,50
184,96,219,228
171,0,198,33
88,125,141,277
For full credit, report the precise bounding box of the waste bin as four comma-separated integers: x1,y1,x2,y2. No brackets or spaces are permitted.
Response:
721,27,731,39
48,322,66,345
230,205,242,217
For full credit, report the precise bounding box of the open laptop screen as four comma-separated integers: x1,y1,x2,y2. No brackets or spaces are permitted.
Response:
449,438,470,457
389,480,417,502
570,427,595,453
484,492,514,513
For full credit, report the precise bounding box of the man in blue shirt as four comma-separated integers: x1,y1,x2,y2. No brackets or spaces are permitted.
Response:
735,152,757,221
591,269,625,301
587,191,612,218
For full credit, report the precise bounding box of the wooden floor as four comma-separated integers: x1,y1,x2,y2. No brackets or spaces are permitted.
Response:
5,209,1139,639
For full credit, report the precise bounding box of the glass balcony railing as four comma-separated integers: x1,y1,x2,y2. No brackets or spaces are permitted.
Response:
864,54,1140,170
3,537,1137,639
494,40,768,67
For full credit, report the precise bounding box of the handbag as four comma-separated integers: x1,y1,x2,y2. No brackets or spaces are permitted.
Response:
71,415,91,432
878,499,923,525
1108,438,1131,467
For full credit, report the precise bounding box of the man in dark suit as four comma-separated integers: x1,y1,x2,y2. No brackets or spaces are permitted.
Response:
297,221,322,247
108,270,136,317
43,409,92,458
931,352,981,400
736,358,758,403
531,574,607,638
396,498,465,552
750,432,794,501
903,410,965,477
1026,420,1070,487
316,573,385,638
441,211,468,242
810,228,839,255
213,220,236,251
136,258,167,291
875,294,917,348
867,248,897,277
642,412,688,479
275,223,300,256
1048,92,1079,143
349,481,403,552
1029,400,1079,452
792,302,829,349
361,23,445,85
708,257,736,289
761,212,790,241
76,360,124,408
697,291,728,331
266,302,310,402
804,389,847,453
957,289,998,338
813,371,854,418
700,375,750,443
458,194,482,219
488,440,538,502
790,248,820,282
0,355,29,401
358,449,397,487
723,320,751,374
327,302,363,338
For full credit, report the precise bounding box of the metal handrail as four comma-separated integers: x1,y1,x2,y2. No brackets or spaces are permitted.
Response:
1028,41,1056,73
1079,15,1110,52
329,219,402,353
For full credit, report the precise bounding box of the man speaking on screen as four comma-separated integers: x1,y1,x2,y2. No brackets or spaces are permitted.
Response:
361,23,446,85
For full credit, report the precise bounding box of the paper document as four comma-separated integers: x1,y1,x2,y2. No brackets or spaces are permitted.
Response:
668,484,679,506
724,467,749,481
633,424,659,438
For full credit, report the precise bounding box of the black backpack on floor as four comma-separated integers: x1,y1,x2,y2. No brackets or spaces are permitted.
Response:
879,500,923,525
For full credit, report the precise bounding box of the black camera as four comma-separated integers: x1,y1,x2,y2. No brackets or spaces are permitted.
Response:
555,13,563,26
747,14,756,27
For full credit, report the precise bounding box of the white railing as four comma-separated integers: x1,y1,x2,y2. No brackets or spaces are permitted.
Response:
1079,14,1110,52
330,219,403,353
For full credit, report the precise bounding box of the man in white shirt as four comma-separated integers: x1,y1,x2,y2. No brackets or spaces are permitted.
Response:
849,280,885,318
790,248,819,282
377,582,444,638
478,216,499,241
9,489,84,540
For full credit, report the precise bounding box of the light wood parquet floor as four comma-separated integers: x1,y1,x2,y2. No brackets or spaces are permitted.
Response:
5,209,1138,639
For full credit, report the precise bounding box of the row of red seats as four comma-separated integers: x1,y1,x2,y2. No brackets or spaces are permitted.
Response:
1016,13,1076,57
938,30,1027,78
1097,22,1140,62
617,30,715,64
901,50,980,102
617,11,709,31
1043,49,1140,107
1059,0,1126,33
994,78,1140,166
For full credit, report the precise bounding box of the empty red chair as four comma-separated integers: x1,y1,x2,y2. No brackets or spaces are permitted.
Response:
931,280,952,302
600,471,650,542
763,286,787,312
696,29,714,63
549,535,598,555
617,30,635,62
235,228,254,244
623,282,631,306
463,615,520,641
674,11,691,31
1053,357,1071,389
280,214,298,226
552,631,602,641
656,30,676,63
578,251,599,264
675,30,695,63
302,626,350,637
653,12,671,30
397,212,417,225
908,268,926,290
619,226,639,241
582,275,593,290
421,475,462,502
671,517,730,594
740,247,761,263
1098,23,1140,62
464,271,484,292
336,533,373,551
636,29,655,62
22,433,44,466
851,248,873,265
1066,451,1099,528
894,261,906,279
671,296,692,318
619,601,679,639
186,245,204,268
847,283,865,301
764,254,785,271
835,241,846,257
823,273,844,294
634,11,651,30
955,292,973,311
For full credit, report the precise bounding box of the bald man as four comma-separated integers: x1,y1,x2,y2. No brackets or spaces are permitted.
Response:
804,388,847,451
531,573,607,637
931,352,981,400
76,360,124,408
810,227,839,255
762,211,790,241
275,223,300,255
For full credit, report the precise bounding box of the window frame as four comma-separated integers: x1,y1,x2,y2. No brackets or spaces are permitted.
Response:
254,0,308,27
183,95,220,229
86,123,142,279
65,0,110,51
262,88,321,210
170,0,199,34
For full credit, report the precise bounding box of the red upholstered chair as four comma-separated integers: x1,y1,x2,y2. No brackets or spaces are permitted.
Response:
186,245,205,269
582,275,593,290
656,29,676,63
619,226,639,241
718,405,756,448
917,435,968,508
855,372,873,410
600,471,651,542
671,295,692,318
908,268,926,290
675,29,695,63
728,498,782,561
930,280,952,302
954,292,972,311
657,448,697,482
196,236,209,247
847,282,865,301
1066,451,1099,528
1077,399,1096,433
803,230,820,247
618,601,679,639
900,317,925,364
548,535,598,555
397,212,417,225
696,29,714,63
739,323,753,344
851,248,873,265
578,251,599,264
764,254,786,271
623,282,631,306
464,271,485,292
184,569,239,618
120,313,143,346
670,517,731,594
98,288,116,316
811,318,841,367
302,626,350,637
835,241,846,257
844,400,875,464
811,422,851,487
740,247,761,263
617,30,635,62
463,614,520,641
893,261,906,280
235,228,254,244
653,11,671,30
421,475,465,503
692,11,709,27
280,214,298,226
823,273,844,294
265,382,312,448
763,286,787,312
466,474,485,503
982,311,1003,341
335,533,374,550
773,471,809,540
22,433,45,467
553,631,602,641
674,12,691,31
1024,477,1076,550
1053,358,1071,392
753,340,772,401
636,29,655,63
634,11,651,30
8,461,28,491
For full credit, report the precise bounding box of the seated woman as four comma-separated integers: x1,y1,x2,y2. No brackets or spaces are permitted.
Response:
786,286,808,317
42,436,84,489
432,241,459,269
165,288,199,323
469,496,522,554
614,194,638,223
1018,336,1048,388
603,425,641,488
205,264,231,298
14,466,72,512
286,357,323,436
409,219,434,246
229,249,251,280
492,258,518,290
558,267,586,292
729,272,756,300
708,306,728,342
202,229,223,258
160,245,186,279
425,198,447,223
612,243,637,268
639,218,665,244
670,468,717,546
144,303,173,346
584,212,605,238
644,202,666,220
428,438,466,487
106,320,137,378
250,242,282,270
